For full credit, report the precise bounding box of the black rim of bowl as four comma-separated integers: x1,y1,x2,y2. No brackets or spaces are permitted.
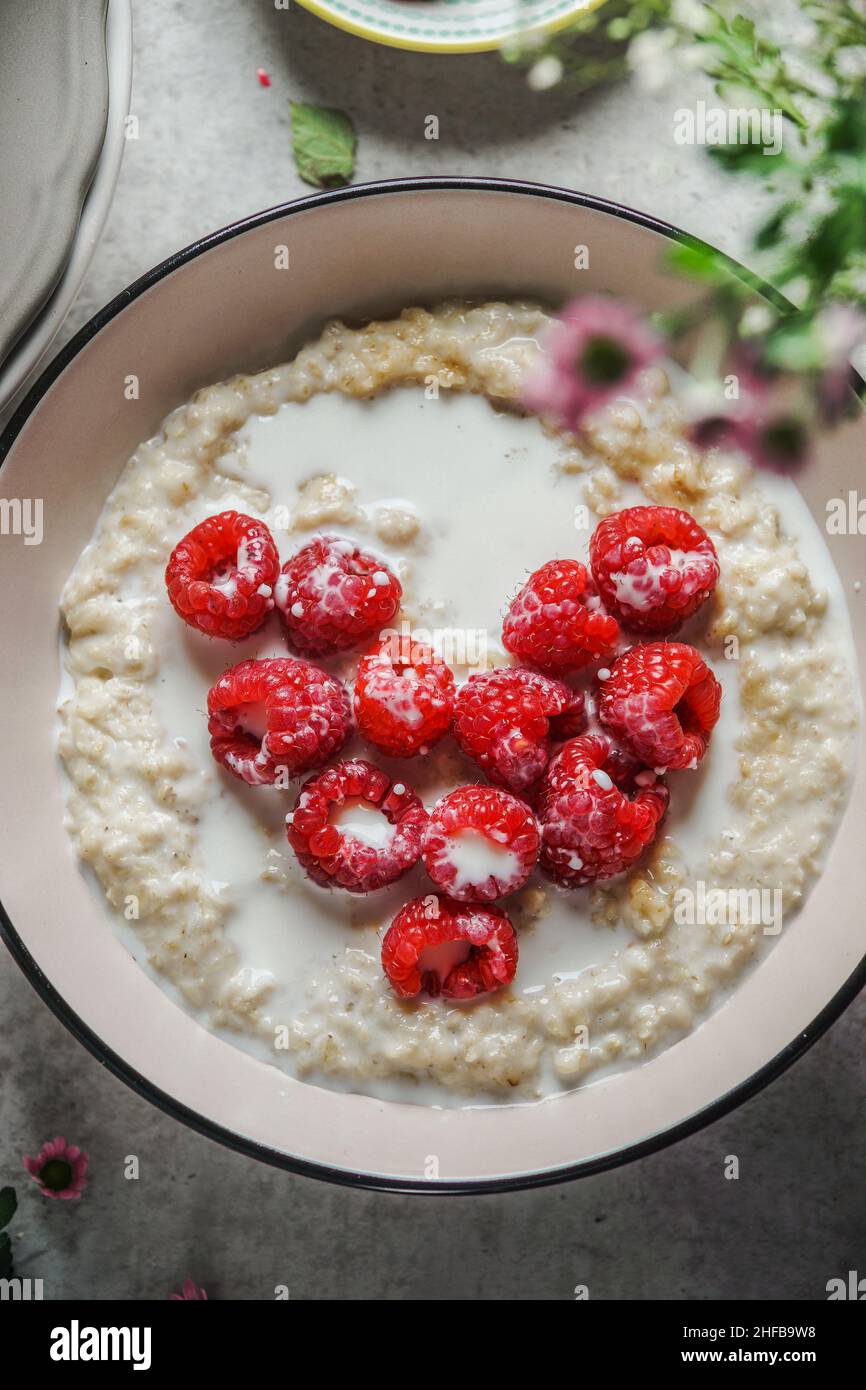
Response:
1,175,864,1195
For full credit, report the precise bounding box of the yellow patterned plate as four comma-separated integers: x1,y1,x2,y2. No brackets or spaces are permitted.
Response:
294,0,605,55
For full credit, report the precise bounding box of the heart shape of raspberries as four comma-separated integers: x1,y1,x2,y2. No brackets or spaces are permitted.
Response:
167,493,725,1008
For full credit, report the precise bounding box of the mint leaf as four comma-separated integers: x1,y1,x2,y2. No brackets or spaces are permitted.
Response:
290,102,356,189
0,1187,16,1230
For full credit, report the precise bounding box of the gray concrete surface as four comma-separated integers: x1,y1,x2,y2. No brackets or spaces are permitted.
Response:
1,0,864,1300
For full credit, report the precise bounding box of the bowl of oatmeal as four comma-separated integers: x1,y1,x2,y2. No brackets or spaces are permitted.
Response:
0,179,863,1191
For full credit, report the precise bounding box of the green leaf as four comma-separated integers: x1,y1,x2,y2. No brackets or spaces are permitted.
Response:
290,102,356,190
0,1232,12,1279
754,202,795,251
804,196,866,298
763,319,823,374
0,1187,17,1230
707,142,790,175
666,241,735,286
826,98,866,154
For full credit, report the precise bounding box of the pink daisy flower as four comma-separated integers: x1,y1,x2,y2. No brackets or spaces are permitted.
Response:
169,1279,208,1301
523,295,663,432
688,344,811,473
691,406,810,473
814,302,866,423
23,1137,89,1201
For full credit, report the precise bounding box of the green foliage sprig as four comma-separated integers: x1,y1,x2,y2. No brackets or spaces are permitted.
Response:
510,1,866,453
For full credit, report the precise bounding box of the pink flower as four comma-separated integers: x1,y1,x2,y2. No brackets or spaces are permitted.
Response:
169,1279,208,1301
689,347,811,473
23,1137,89,1201
814,303,866,423
523,295,663,432
691,407,810,473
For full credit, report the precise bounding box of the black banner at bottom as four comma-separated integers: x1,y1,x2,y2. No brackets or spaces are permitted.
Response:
2,1296,864,1373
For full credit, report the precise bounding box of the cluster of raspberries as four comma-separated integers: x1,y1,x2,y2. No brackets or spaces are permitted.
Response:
165,504,722,1003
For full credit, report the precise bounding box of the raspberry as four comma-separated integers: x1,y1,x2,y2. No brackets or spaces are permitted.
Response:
598,641,722,771
589,506,719,635
354,635,455,758
275,534,401,656
503,559,620,672
453,667,585,794
287,759,427,893
422,786,540,902
207,658,351,785
537,734,669,886
381,894,518,999
165,511,280,639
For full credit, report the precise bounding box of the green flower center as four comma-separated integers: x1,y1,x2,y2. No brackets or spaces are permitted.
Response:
761,417,807,466
39,1159,73,1192
580,335,632,387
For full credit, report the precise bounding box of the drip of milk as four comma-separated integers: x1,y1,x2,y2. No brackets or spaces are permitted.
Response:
239,700,268,741
446,828,522,893
361,659,424,728
418,938,471,984
210,537,256,598
612,547,698,611
331,798,395,851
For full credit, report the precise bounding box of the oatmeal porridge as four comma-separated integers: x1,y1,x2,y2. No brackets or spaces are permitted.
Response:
57,302,859,1106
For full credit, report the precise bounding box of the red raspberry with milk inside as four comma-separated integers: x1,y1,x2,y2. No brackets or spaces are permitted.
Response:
589,505,720,635
354,634,455,758
537,733,669,886
453,667,586,793
422,785,540,902
165,510,280,639
502,558,620,672
275,534,402,656
381,894,518,1000
287,759,427,893
598,641,722,771
207,657,351,785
